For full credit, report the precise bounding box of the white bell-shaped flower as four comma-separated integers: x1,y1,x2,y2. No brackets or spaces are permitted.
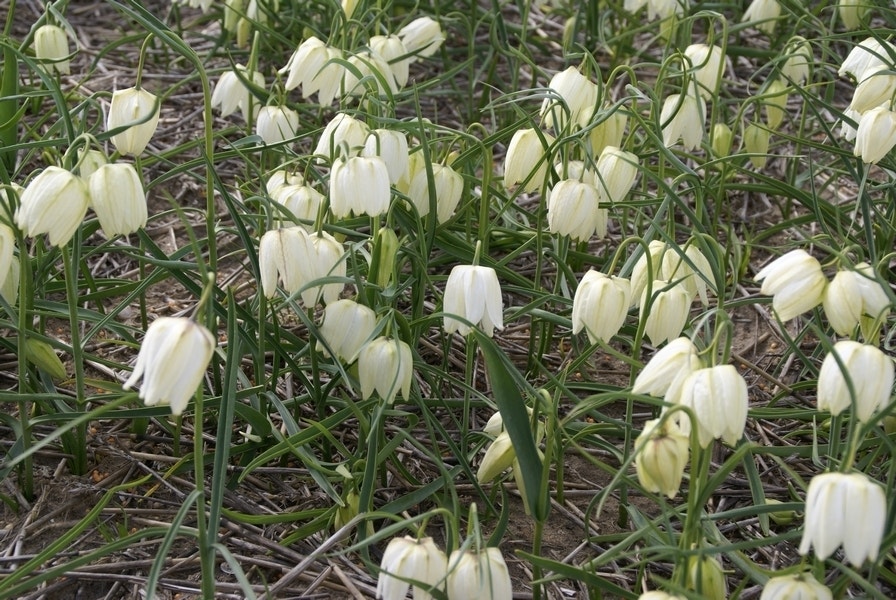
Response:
443,265,504,337
123,317,216,416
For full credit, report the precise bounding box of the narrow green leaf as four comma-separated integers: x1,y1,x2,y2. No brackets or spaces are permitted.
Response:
473,329,548,521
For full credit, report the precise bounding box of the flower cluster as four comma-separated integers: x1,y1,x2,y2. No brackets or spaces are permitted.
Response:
277,16,443,108
755,249,891,340
501,65,635,245
633,337,748,450
15,161,148,247
376,535,511,600
837,37,896,163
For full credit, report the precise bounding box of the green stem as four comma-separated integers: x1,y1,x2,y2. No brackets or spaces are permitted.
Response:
676,440,711,586
463,335,476,443
531,518,544,600
16,244,32,500
192,387,214,598
61,241,87,476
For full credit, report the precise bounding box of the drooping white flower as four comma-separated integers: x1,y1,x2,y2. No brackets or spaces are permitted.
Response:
760,572,833,600
632,336,702,399
15,166,90,247
313,112,370,161
540,66,598,131
329,155,391,218
398,17,445,59
34,24,71,75
270,183,325,229
87,163,147,237
660,84,706,150
823,262,891,336
211,64,264,120
316,299,376,363
594,146,639,204
674,364,748,447
107,87,161,156
503,128,554,193
839,37,895,82
443,265,504,337
571,270,631,344
798,472,886,566
358,336,413,404
817,341,894,422
406,163,464,223
123,317,216,416
259,227,345,306
376,536,447,600
343,50,398,98
256,106,299,144
742,0,782,34
640,280,692,345
361,129,410,185
446,547,512,600
754,249,827,321
848,66,896,114
546,179,604,242
280,36,343,105
684,43,724,100
587,106,628,155
853,106,896,164
369,35,411,89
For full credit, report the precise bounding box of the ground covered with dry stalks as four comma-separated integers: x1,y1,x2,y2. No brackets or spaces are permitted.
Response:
0,0,895,599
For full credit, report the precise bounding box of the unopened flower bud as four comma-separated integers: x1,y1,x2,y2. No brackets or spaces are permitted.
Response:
634,418,689,498
764,79,789,130
839,0,868,30
711,123,732,157
687,555,727,600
